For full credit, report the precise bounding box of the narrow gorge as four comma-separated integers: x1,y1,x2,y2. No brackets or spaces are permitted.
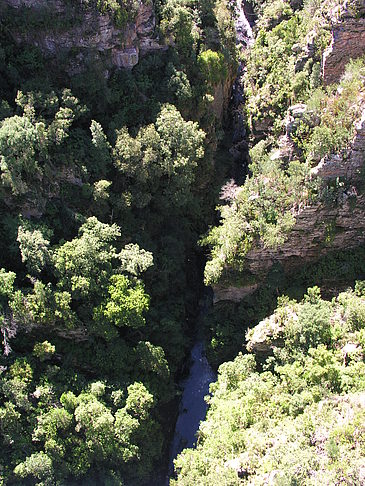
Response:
0,1,365,485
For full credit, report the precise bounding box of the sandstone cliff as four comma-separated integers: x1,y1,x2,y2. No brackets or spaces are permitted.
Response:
3,0,166,72
213,106,365,304
212,3,365,304
322,1,365,85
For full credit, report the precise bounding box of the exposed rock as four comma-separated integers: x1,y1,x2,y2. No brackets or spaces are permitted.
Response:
211,71,237,124
244,193,365,278
241,108,365,280
285,103,308,136
270,135,296,164
235,1,254,48
112,47,139,69
252,117,272,136
323,7,365,85
4,0,167,71
289,0,304,10
284,104,320,160
294,30,317,73
228,0,253,179
311,108,365,181
342,342,360,356
5,0,54,6
213,284,258,303
54,326,89,341
246,311,288,356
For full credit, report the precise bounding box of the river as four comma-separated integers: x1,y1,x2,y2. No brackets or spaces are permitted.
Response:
167,340,217,480
166,2,254,483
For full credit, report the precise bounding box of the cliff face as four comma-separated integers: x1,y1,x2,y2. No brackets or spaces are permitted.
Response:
323,2,365,85
212,4,365,304
213,107,365,303
218,108,365,299
3,0,166,72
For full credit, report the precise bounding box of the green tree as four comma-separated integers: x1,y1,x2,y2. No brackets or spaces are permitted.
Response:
17,226,50,275
53,217,121,300
0,114,42,195
125,382,154,420
198,49,227,87
14,452,54,485
113,104,205,210
94,274,150,331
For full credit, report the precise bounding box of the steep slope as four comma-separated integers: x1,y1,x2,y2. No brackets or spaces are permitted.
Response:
3,0,164,70
173,285,365,485
205,0,365,292
0,1,239,484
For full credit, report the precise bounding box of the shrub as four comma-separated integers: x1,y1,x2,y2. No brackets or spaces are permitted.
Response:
198,49,227,86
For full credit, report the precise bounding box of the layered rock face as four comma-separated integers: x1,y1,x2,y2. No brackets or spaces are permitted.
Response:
211,4,365,303
4,0,166,71
244,108,365,278
213,107,365,302
323,2,365,85
213,283,258,304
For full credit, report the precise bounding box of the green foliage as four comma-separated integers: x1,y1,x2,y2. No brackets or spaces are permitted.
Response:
7,382,159,484
17,225,50,275
33,341,56,361
204,52,365,285
0,0,242,483
302,58,365,162
14,452,54,485
160,0,197,62
53,217,122,300
198,49,227,86
0,89,88,199
243,0,334,128
118,244,153,276
0,268,16,302
94,275,150,332
7,1,364,484
174,286,365,485
0,114,42,195
96,0,139,27
125,382,154,420
203,151,314,284
113,104,205,210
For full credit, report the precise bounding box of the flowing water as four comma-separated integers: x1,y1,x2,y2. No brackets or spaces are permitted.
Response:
166,3,255,483
167,341,217,480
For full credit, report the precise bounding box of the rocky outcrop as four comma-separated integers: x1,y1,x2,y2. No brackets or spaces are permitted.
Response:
213,107,365,304
322,3,365,85
4,0,167,71
211,71,238,124
246,210,364,282
243,108,365,279
246,310,288,356
245,194,365,276
213,283,258,304
311,110,365,181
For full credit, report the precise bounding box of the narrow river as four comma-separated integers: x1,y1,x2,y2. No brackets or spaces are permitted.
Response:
166,2,254,483
167,341,217,480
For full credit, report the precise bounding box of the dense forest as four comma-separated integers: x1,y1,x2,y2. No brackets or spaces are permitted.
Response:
0,0,364,485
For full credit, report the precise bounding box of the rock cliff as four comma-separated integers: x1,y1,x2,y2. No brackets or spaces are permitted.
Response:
322,2,365,85
3,0,166,72
213,105,365,302
245,102,365,274
211,3,365,303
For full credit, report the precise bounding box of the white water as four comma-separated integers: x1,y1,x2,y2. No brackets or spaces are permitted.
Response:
235,0,254,48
